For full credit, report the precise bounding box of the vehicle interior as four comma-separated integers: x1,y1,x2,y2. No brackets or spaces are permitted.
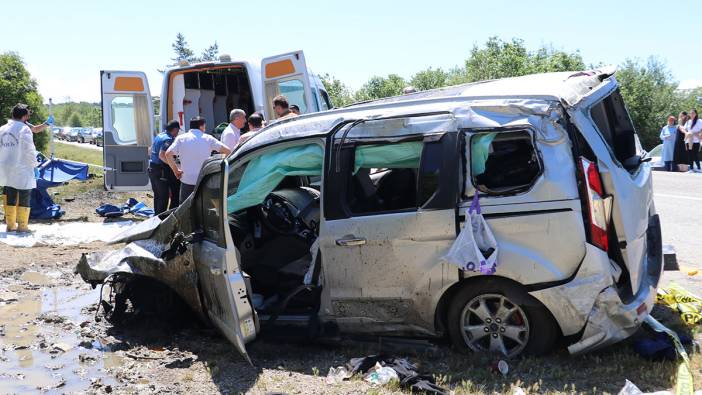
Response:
471,130,541,194
171,66,255,134
589,89,640,172
228,174,322,318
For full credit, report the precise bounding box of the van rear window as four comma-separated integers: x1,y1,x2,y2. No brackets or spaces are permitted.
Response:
589,88,639,171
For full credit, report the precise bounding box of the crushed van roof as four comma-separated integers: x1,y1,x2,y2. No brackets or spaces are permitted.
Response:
235,67,616,157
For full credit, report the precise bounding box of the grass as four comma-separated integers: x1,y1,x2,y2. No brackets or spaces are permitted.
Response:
44,141,103,167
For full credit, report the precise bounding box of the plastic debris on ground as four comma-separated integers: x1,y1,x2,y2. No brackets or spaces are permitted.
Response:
325,366,352,385
96,198,154,218
364,362,399,385
0,220,133,247
442,193,498,274
30,155,90,219
657,284,702,326
643,315,694,395
618,379,673,395
341,355,449,395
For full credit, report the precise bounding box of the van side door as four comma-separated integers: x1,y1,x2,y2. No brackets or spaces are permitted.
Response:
100,71,154,191
261,51,313,118
320,115,458,325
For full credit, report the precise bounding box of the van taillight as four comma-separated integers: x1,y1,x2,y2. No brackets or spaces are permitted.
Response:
580,158,609,252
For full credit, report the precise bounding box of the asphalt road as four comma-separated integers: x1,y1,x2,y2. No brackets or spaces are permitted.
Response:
654,171,702,289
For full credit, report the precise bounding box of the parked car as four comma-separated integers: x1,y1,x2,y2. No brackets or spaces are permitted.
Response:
78,128,96,144
64,128,81,142
76,68,661,361
646,144,665,171
57,127,72,140
92,128,103,146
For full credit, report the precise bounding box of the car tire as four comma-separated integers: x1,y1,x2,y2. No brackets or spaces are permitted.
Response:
447,279,558,357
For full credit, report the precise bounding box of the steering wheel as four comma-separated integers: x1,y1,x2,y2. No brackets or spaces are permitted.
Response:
258,194,297,234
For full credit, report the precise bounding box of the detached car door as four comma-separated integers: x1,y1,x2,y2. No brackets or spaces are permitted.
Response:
100,70,154,191
261,51,314,118
192,160,258,363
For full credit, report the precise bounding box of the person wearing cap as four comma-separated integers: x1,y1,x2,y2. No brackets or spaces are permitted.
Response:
148,120,182,214
165,116,231,204
289,104,300,115
0,104,38,232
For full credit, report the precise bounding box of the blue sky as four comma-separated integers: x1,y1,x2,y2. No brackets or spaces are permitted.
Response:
2,0,699,103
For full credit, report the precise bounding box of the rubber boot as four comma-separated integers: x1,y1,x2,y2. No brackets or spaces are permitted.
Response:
4,205,17,232
16,206,30,233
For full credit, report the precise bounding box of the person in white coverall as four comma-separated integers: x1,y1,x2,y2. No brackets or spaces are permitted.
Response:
0,104,39,232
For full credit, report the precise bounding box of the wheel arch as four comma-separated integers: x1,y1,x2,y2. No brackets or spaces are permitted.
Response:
434,275,563,338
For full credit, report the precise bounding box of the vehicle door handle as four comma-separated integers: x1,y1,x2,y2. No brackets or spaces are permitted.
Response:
335,236,367,247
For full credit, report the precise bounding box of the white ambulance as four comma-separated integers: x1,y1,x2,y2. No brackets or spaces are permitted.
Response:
99,51,332,191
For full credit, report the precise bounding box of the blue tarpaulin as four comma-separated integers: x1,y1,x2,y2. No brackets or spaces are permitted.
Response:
30,157,90,219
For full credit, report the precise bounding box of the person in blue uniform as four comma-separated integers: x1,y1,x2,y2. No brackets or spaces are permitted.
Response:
148,120,181,214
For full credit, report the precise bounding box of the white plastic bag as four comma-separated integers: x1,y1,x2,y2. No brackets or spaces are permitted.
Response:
442,194,498,274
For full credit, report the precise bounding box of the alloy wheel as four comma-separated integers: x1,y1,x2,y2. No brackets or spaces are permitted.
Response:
460,293,529,357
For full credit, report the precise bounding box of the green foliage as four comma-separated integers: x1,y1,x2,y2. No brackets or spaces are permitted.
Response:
616,57,681,149
201,42,220,61
0,52,48,152
52,101,101,127
170,33,219,64
320,74,353,107
354,74,406,101
171,33,195,63
463,37,585,82
410,68,448,91
68,113,83,127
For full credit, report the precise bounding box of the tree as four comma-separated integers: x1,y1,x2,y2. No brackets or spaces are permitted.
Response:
170,33,220,64
616,57,681,149
200,42,220,61
355,74,406,101
171,33,195,63
463,37,585,82
409,68,448,91
320,74,354,107
0,52,48,152
68,113,83,127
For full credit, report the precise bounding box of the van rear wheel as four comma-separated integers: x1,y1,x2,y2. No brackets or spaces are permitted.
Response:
447,280,558,358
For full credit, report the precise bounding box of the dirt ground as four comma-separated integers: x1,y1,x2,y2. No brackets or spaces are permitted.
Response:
1,180,701,394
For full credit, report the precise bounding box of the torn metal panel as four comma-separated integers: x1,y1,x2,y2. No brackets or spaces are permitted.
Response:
529,244,613,337
75,198,206,321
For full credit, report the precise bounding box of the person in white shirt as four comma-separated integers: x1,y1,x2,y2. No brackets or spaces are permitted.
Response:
165,116,231,203
682,108,702,172
0,104,38,232
221,109,246,151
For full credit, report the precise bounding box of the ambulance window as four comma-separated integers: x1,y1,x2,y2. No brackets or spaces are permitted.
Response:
278,79,307,113
110,95,151,145
470,130,541,195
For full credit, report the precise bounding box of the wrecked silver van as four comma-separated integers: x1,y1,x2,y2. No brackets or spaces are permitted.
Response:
76,67,662,360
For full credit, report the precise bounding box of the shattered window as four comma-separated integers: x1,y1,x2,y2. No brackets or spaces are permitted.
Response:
470,130,541,195
195,172,224,245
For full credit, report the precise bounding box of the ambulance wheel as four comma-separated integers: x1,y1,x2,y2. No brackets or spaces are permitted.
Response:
447,280,558,357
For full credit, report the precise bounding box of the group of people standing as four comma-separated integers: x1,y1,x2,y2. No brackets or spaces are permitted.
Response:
148,95,299,214
660,108,702,172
